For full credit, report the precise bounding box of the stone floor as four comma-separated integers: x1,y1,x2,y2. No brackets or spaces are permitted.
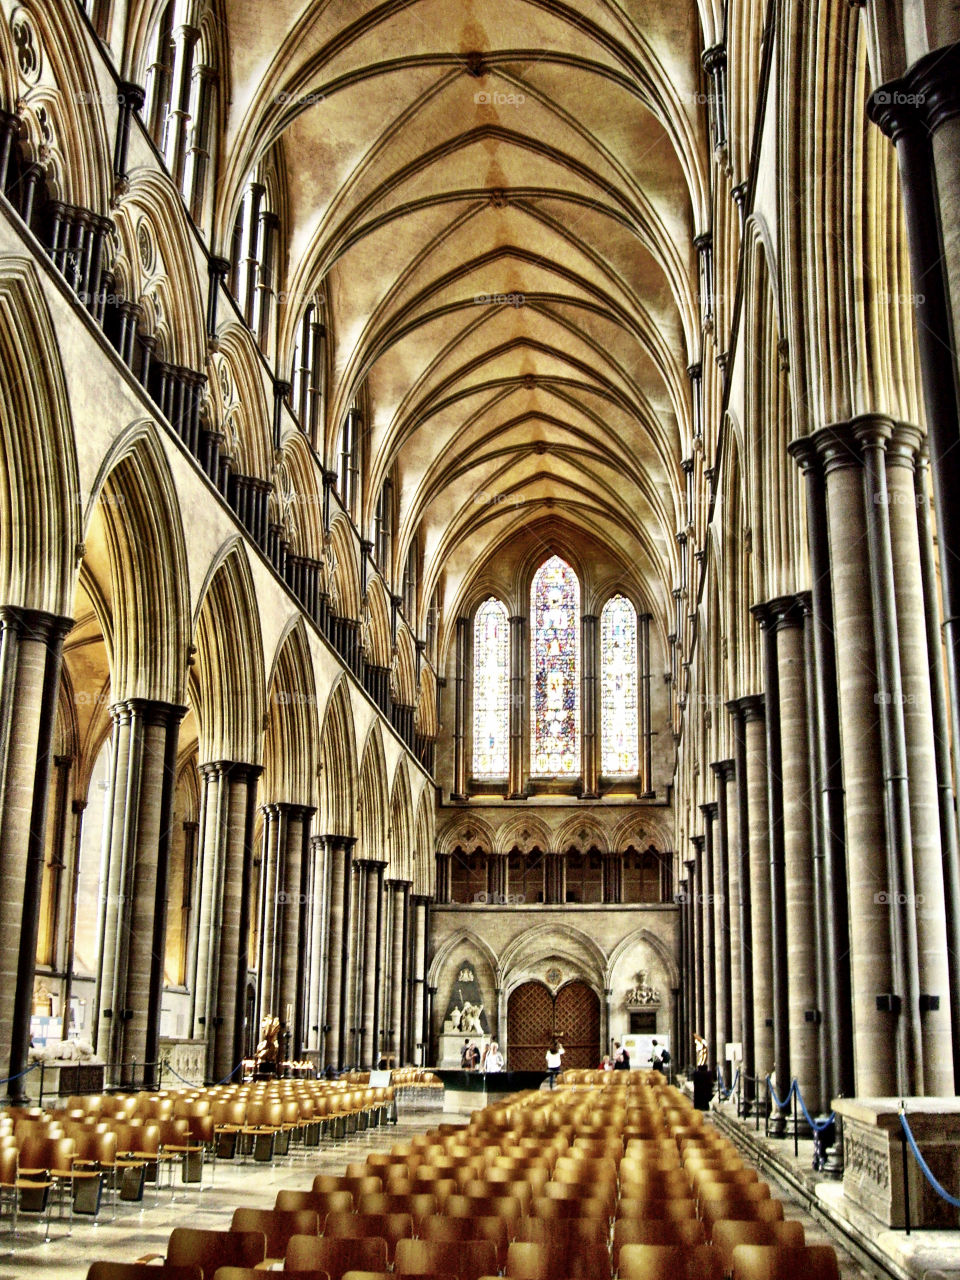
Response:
0,1098,890,1278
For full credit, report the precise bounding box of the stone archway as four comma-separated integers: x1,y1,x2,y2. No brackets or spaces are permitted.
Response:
506,979,600,1071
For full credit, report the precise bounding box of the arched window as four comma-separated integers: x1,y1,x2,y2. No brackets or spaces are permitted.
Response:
531,555,580,776
291,304,324,445
601,594,639,775
472,598,509,778
229,174,278,337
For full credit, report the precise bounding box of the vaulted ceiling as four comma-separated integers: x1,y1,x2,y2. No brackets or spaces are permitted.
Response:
217,0,709,645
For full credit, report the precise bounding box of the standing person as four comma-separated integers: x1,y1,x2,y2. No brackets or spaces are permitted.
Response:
545,1039,564,1088
468,1040,481,1070
484,1041,504,1073
460,1038,472,1069
650,1040,663,1072
614,1043,630,1070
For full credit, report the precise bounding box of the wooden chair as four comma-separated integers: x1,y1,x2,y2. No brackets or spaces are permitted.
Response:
421,1212,510,1269
612,1218,706,1264
356,1191,436,1227
443,1193,523,1225
322,1210,414,1262
229,1207,319,1263
86,1266,202,1280
314,1174,383,1204
699,1197,785,1237
618,1243,723,1280
505,1238,611,1280
530,1193,611,1221
711,1220,805,1273
285,1233,388,1280
730,1244,840,1280
213,1271,329,1280
394,1237,497,1280
164,1227,266,1279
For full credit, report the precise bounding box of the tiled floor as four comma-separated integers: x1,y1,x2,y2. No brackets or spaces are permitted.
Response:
0,1101,884,1279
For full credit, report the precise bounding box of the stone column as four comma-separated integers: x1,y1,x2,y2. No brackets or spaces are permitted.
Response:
788,437,854,1104
410,896,428,1064
699,802,719,1070
690,836,706,1049
712,760,738,1079
742,696,773,1097
752,606,790,1132
323,836,355,1070
487,854,507,902
677,874,689,1068
194,763,262,1082
163,23,200,188
0,609,71,1099
99,699,185,1089
640,613,653,796
360,861,385,1067
602,852,622,904
814,426,896,1095
916,448,960,1088
582,614,599,797
306,835,327,1054
683,857,698,1059
452,619,468,799
727,703,756,1105
509,615,525,798
885,426,954,1094
398,883,411,1063
387,881,407,1065
771,599,819,1115
277,806,314,1062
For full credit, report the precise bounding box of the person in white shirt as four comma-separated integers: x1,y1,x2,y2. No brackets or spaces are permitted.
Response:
545,1039,564,1088
484,1041,504,1072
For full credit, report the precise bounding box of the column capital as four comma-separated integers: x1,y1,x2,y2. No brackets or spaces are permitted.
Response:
727,693,765,722
810,422,863,475
787,433,819,474
908,41,960,133
752,594,806,632
111,698,187,728
699,801,718,820
117,82,146,113
0,606,73,644
701,43,726,75
851,413,897,451
867,83,926,144
886,422,924,469
690,834,705,855
711,758,735,781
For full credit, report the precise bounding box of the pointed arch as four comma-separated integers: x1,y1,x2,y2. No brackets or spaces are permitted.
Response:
394,622,417,708
319,676,357,838
329,516,361,620
413,783,435,897
263,618,320,807
389,758,414,881
494,814,552,857
364,576,393,668
437,814,496,857
357,721,390,862
553,814,610,856
88,423,191,704
0,260,80,616
530,553,581,777
215,323,273,480
191,540,266,765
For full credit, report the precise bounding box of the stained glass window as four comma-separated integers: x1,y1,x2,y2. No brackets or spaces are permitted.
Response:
473,597,509,777
531,555,580,775
601,594,639,775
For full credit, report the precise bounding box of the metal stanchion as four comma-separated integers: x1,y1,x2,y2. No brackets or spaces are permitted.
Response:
901,1124,911,1235
793,1085,799,1158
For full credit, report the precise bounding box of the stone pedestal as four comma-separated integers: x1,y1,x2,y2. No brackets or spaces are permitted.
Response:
834,1097,960,1228
439,1031,490,1068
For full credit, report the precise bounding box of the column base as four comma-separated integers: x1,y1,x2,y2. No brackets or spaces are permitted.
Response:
769,1112,787,1138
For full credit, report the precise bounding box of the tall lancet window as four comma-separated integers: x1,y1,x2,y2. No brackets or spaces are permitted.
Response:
601,594,639,775
473,598,509,777
531,555,580,775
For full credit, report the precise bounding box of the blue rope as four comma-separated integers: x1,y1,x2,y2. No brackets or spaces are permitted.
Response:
0,1060,42,1086
766,1075,795,1111
162,1058,245,1088
793,1081,835,1134
900,1108,960,1208
716,1066,740,1100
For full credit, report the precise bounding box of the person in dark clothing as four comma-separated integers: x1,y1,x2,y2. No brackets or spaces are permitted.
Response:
613,1043,630,1070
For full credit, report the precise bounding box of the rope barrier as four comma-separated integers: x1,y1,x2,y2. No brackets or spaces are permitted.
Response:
793,1081,835,1134
716,1066,740,1100
162,1058,246,1088
766,1074,795,1112
900,1107,960,1208
0,1060,42,1086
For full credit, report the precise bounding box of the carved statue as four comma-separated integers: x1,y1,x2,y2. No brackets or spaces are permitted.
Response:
255,1015,282,1074
449,1005,463,1031
461,1002,484,1035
